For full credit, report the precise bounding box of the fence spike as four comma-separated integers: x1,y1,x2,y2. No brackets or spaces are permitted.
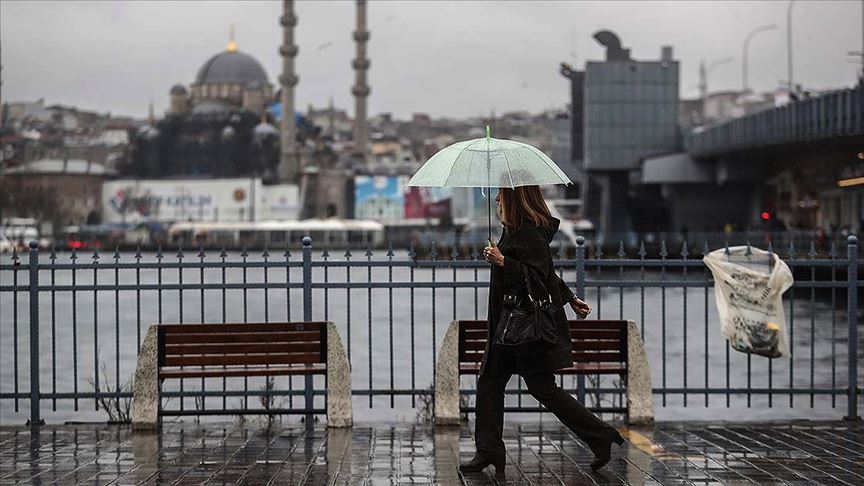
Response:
808,240,816,259
282,243,290,259
11,246,19,264
829,241,837,259
321,247,330,259
470,241,479,260
113,245,120,261
702,241,710,257
744,241,752,257
176,243,184,259
344,246,352,258
220,246,228,259
365,245,373,258
595,242,604,260
450,243,459,259
408,241,416,260
557,242,566,259
659,240,668,258
681,240,689,259
387,242,394,258
156,244,163,260
69,247,77,261
50,244,57,261
638,241,647,258
135,242,142,260
788,241,797,259
617,241,626,259
92,248,100,262
767,239,774,255
198,246,206,259
723,240,730,257
430,241,438,260
262,247,270,259
240,246,248,259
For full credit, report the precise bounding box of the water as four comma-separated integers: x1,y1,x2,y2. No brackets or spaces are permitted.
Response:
1,251,859,425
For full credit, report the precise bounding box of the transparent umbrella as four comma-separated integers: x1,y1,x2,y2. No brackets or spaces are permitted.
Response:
406,126,572,241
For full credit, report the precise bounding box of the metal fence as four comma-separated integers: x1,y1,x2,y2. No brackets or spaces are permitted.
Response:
0,234,860,426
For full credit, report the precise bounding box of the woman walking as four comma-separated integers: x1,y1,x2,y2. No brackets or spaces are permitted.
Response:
460,185,624,475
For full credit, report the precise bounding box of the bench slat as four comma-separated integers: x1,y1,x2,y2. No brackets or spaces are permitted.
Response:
164,352,323,367
159,322,325,334
572,340,623,351
459,362,626,375
160,365,326,379
570,321,627,330
163,331,321,345
570,329,621,339
164,342,321,356
573,352,623,362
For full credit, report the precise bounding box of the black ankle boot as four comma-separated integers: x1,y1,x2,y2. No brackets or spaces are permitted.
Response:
590,431,624,472
459,453,505,474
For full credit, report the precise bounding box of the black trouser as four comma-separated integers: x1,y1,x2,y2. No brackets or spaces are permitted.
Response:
474,359,618,461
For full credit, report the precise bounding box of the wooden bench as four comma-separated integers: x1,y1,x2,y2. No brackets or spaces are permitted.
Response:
132,321,352,429
434,319,653,425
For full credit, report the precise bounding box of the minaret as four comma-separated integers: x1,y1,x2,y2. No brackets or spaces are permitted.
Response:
279,0,299,182
352,0,370,162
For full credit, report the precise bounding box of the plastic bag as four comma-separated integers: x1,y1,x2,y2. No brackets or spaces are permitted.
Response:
703,246,794,358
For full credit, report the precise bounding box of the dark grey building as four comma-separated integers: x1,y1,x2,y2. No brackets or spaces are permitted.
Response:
581,31,680,235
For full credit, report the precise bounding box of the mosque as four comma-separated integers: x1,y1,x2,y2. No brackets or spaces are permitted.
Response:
124,0,371,220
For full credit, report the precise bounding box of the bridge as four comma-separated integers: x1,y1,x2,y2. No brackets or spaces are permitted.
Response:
641,85,864,235
684,85,863,158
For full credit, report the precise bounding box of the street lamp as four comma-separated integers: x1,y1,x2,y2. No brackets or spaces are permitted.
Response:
700,57,734,99
787,1,796,93
743,24,779,93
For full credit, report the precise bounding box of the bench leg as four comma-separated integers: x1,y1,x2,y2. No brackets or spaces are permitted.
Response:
132,325,160,431
434,320,461,426
326,322,353,428
626,320,654,426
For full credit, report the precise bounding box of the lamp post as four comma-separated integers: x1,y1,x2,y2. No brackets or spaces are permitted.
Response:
787,1,796,93
700,57,734,99
743,24,779,93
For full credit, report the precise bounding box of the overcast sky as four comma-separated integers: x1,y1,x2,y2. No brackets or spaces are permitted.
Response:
1,0,861,119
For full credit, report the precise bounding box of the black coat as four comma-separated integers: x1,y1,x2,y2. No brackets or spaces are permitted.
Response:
480,217,577,376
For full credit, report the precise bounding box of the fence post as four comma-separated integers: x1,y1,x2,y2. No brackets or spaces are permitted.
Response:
302,236,314,421
575,236,586,404
28,241,42,426
846,235,859,420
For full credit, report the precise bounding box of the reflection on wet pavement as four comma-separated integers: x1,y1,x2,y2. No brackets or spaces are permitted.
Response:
0,420,861,484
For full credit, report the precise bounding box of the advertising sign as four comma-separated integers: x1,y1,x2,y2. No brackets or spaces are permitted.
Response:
102,178,298,223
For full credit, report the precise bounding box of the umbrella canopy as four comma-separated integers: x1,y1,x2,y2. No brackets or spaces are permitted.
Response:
405,135,571,189
405,127,572,242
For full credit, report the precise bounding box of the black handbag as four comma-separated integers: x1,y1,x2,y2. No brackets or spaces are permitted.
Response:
493,266,559,354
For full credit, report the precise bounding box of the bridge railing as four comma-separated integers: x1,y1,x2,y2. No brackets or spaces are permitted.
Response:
685,86,864,157
0,235,860,426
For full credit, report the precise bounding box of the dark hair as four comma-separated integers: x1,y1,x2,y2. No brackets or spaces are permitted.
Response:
499,185,552,230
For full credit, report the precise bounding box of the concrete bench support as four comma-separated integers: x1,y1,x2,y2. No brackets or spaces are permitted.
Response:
434,320,462,425
326,321,353,428
131,325,159,430
132,321,353,430
625,320,654,426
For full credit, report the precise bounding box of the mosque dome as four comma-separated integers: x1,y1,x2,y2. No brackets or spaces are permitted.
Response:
195,50,269,85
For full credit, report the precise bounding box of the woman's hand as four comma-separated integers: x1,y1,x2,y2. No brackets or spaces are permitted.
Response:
569,297,591,318
484,241,505,267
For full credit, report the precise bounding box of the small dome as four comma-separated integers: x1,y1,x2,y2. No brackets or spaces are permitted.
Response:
246,80,263,90
195,50,269,85
170,84,188,95
254,122,278,138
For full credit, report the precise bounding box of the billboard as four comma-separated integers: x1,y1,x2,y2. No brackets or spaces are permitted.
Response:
102,178,298,223
354,175,458,221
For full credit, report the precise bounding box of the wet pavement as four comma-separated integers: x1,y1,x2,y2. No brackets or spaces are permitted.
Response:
0,419,862,485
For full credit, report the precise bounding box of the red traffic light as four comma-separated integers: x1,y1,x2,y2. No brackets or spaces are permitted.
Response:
760,211,771,221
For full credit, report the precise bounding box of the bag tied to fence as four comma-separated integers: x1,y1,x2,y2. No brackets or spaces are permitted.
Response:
703,246,794,358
